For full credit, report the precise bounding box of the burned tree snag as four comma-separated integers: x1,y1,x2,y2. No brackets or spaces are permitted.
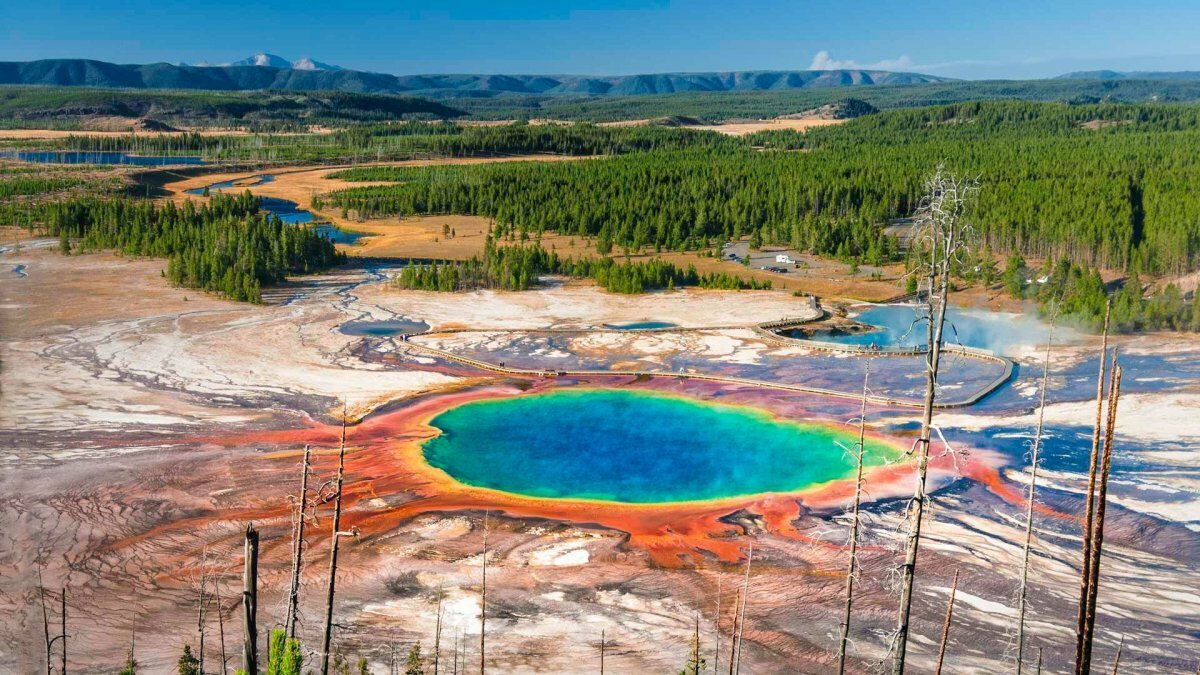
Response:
286,444,312,640
243,524,259,675
838,364,871,675
321,406,351,675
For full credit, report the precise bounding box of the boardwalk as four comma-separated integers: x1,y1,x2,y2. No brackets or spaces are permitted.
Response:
396,317,1015,409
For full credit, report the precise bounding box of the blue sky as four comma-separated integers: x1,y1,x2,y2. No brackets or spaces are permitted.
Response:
5,0,1200,79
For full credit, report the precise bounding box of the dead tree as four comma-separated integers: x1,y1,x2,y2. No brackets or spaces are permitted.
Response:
198,581,207,675
1111,634,1124,674
321,407,352,675
893,168,977,675
1074,301,1112,668
1077,360,1123,674
38,569,53,675
600,629,606,674
933,569,959,675
243,524,260,675
727,589,741,675
453,629,460,675
61,589,67,675
285,444,313,639
434,583,444,674
60,588,66,672
713,573,721,675
215,579,229,675
197,551,210,675
480,510,490,675
837,365,872,675
1016,320,1057,674
37,572,69,675
733,541,753,675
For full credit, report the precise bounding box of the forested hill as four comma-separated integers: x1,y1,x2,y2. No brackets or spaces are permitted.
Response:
0,88,464,127
1057,70,1200,81
0,59,949,95
323,101,1200,278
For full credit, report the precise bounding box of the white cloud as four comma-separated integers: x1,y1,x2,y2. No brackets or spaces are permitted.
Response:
808,50,915,71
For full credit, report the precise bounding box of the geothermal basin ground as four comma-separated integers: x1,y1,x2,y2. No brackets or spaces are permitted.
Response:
1,237,1199,673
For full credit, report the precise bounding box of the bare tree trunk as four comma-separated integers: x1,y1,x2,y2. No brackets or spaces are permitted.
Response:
198,578,207,675
38,571,51,675
713,573,721,675
727,589,740,675
838,365,871,675
1075,302,1112,669
216,580,228,675
1016,321,1056,674
434,583,444,675
933,569,959,675
321,408,349,675
198,556,211,675
480,511,490,675
600,629,605,675
286,444,312,639
243,524,259,675
893,169,975,675
1078,362,1122,674
733,542,753,675
1111,634,1124,674
61,588,66,675
894,243,951,674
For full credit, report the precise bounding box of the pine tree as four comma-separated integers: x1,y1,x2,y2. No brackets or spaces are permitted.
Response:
266,629,303,675
678,629,707,675
178,644,200,675
405,642,425,675
1004,251,1027,297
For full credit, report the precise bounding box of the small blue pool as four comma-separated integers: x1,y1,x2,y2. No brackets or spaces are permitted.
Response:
339,318,430,337
602,321,679,330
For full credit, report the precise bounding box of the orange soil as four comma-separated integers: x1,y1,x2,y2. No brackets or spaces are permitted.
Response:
1,246,234,336
163,383,1022,567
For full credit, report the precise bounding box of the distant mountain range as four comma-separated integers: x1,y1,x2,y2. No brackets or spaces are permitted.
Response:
1057,70,1200,82
213,53,343,71
0,58,952,97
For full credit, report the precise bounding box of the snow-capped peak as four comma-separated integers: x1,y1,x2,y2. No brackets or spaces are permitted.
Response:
227,53,292,68
292,57,342,71
192,53,343,70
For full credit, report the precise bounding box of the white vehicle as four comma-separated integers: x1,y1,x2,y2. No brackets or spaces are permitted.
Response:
776,254,795,264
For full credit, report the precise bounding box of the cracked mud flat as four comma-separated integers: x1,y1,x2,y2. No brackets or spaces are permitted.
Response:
1,244,1198,673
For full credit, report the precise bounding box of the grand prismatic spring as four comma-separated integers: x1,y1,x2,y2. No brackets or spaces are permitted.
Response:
420,389,901,503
